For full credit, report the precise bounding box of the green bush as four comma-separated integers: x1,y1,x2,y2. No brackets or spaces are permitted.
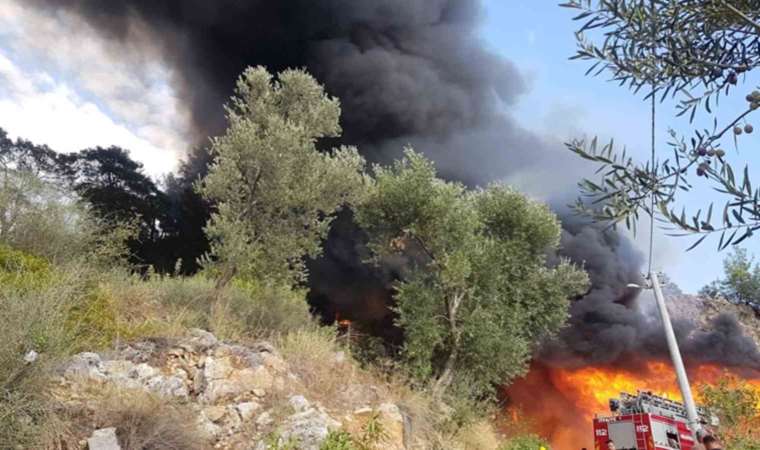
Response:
0,244,50,289
699,375,760,448
320,431,355,450
0,265,86,448
230,278,316,338
65,284,124,351
319,413,388,450
500,434,550,450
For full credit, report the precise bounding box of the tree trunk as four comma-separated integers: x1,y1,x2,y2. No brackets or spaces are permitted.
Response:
431,292,464,402
432,344,458,402
214,264,237,291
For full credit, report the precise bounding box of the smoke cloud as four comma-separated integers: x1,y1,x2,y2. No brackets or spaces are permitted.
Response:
544,220,760,370
26,1,523,166
26,0,760,370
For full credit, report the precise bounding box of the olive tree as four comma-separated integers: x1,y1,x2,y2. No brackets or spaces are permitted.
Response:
561,0,760,249
198,66,367,287
355,149,588,401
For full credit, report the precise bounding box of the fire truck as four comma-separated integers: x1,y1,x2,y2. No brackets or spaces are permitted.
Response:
592,390,718,450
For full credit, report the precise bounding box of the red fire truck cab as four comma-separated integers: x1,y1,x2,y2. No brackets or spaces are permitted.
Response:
593,391,718,450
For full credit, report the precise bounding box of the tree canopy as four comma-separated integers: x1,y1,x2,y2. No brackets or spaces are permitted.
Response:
700,247,760,306
198,66,368,287
0,128,181,270
355,149,589,400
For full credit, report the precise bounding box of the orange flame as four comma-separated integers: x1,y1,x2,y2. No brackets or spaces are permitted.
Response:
504,362,760,449
334,312,352,327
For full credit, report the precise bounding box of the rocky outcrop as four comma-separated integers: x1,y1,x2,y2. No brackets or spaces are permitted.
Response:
54,329,408,449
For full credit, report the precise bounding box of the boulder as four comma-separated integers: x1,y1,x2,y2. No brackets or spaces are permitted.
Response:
128,363,158,381
203,405,228,423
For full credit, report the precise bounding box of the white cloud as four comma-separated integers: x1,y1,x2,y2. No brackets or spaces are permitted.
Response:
0,1,190,179
0,51,178,178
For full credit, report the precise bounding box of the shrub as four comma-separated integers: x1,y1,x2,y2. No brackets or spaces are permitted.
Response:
62,272,317,347
0,166,134,268
500,434,550,450
278,327,348,404
319,414,388,450
699,374,760,448
0,265,87,448
320,431,355,450
230,278,316,338
144,274,315,341
0,244,50,289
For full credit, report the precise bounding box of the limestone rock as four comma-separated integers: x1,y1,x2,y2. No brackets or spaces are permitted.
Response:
255,411,273,427
253,388,266,398
189,328,218,350
24,350,38,363
235,401,260,421
87,427,121,450
64,352,106,381
129,363,158,381
289,394,310,413
146,375,189,398
203,405,228,423
53,330,414,450
280,407,340,450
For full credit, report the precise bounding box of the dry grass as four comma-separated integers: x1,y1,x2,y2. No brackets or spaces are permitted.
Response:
50,385,208,450
451,420,504,450
276,327,507,450
277,327,371,408
55,270,318,353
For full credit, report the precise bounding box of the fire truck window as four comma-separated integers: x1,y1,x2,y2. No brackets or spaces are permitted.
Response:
607,422,637,449
666,431,680,449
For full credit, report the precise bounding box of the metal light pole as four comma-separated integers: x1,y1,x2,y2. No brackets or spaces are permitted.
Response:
648,271,701,439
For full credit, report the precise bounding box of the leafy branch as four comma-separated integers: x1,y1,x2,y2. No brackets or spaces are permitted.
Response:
561,0,760,249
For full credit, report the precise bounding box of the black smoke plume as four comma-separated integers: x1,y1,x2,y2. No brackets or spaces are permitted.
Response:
27,0,760,370
27,0,527,176
545,219,760,371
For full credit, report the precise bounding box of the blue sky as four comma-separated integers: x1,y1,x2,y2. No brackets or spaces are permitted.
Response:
479,1,760,293
0,1,757,293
